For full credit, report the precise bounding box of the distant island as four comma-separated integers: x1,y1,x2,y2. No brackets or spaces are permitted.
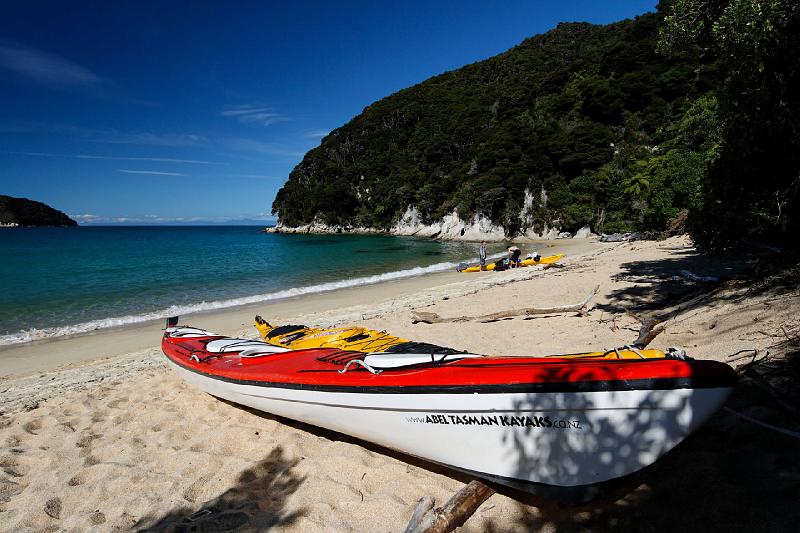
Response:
0,195,77,227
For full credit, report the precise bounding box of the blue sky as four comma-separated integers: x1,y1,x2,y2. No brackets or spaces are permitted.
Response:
0,1,656,225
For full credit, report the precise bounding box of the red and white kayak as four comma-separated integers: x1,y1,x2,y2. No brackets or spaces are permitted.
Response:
162,326,736,500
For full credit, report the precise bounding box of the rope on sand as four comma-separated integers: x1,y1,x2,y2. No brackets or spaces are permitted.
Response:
723,407,800,439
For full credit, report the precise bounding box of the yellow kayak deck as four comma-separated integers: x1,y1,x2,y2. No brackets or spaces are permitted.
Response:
255,317,409,352
254,316,664,359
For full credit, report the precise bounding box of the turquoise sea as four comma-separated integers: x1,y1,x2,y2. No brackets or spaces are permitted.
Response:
0,226,492,346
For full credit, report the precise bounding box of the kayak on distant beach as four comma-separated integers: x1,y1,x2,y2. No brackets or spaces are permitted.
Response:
162,323,736,500
457,253,565,272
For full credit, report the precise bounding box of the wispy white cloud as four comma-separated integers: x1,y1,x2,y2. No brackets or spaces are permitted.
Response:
2,121,306,159
0,43,102,89
103,132,208,147
0,120,47,133
71,214,102,224
234,174,279,179
117,169,186,176
0,121,208,147
305,129,329,138
3,151,221,165
222,105,287,126
71,213,277,225
76,155,219,164
223,137,305,157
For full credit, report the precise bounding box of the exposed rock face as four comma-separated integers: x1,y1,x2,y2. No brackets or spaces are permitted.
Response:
269,205,588,242
520,225,563,240
391,207,506,241
514,188,569,240
0,195,77,227
599,232,641,242
518,188,538,229
267,217,382,235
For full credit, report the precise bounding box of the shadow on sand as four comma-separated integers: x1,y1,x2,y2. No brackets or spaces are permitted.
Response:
484,348,800,532
485,250,800,532
595,246,754,316
134,445,305,532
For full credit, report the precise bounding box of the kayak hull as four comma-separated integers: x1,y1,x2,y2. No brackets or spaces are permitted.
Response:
162,330,735,500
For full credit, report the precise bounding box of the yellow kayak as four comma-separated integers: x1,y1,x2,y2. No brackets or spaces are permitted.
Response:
254,316,410,352
460,253,565,272
254,316,664,359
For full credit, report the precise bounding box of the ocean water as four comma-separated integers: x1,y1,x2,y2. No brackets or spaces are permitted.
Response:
0,226,493,346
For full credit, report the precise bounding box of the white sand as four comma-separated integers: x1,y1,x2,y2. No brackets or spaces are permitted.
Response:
2,236,798,532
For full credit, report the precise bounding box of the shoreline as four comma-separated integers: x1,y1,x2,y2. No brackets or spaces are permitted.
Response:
0,238,598,378
264,224,585,242
2,235,798,531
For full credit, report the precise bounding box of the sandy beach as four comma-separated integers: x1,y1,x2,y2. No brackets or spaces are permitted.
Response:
2,236,799,532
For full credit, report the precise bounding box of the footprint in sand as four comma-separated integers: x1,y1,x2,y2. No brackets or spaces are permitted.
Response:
0,415,14,429
0,448,32,506
107,397,129,409
0,456,29,479
0,476,26,505
43,497,61,519
23,419,42,435
61,420,78,433
83,455,101,466
182,473,215,502
112,413,133,425
75,433,100,449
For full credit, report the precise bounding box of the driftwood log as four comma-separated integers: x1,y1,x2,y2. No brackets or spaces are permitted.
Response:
411,285,600,324
631,317,665,348
404,480,496,533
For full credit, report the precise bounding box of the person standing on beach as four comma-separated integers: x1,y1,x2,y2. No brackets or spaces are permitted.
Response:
508,245,521,267
479,241,488,271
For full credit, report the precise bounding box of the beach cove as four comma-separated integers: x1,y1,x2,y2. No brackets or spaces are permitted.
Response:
1,236,798,532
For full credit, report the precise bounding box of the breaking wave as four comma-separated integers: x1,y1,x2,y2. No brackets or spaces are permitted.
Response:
0,258,477,347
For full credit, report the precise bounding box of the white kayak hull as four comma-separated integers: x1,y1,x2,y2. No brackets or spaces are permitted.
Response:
168,360,731,499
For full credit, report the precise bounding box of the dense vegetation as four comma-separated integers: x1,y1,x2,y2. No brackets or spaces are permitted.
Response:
659,0,800,249
0,195,77,227
273,1,799,250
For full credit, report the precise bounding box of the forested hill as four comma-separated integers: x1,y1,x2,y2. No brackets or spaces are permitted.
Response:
0,196,77,227
273,11,718,236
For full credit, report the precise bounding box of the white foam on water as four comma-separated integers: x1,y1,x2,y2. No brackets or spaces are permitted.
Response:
0,257,488,347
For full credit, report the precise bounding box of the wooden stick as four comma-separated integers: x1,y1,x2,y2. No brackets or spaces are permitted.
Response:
780,325,800,346
404,480,495,533
631,318,665,348
404,496,435,533
411,285,599,324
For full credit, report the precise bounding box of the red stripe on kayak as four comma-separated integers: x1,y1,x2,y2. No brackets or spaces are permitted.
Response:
162,335,736,390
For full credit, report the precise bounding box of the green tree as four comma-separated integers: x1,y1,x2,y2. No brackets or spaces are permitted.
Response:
659,0,800,249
